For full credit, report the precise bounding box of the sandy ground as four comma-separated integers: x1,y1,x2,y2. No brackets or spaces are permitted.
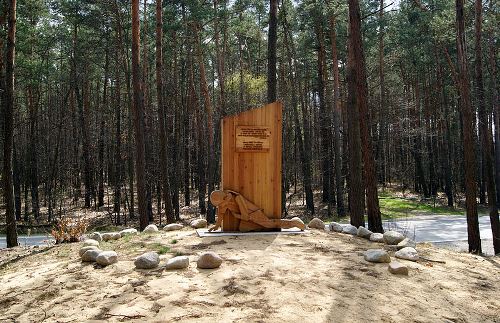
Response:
0,228,499,323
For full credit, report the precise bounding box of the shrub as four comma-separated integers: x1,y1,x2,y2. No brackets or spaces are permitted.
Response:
51,217,89,244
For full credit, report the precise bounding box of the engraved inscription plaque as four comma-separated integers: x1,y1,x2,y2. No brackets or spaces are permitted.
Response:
235,126,271,152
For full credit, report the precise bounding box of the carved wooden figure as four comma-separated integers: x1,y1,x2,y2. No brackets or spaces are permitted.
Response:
209,190,305,232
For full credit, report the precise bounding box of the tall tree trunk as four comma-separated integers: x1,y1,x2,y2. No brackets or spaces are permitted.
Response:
315,21,332,209
475,0,499,254
156,0,175,223
348,0,382,232
378,0,387,186
131,0,148,230
328,14,345,217
3,0,18,247
267,0,277,103
346,0,365,228
195,24,215,223
455,0,481,253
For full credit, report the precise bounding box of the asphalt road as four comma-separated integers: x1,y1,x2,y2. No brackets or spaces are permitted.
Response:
0,235,54,249
384,215,495,256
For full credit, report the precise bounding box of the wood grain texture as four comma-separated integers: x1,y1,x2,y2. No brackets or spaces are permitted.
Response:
221,102,282,231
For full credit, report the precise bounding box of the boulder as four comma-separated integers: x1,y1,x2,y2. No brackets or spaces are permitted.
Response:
120,228,138,237
357,226,373,239
163,223,184,231
190,219,208,229
383,231,405,245
143,224,159,233
83,239,99,247
81,249,102,262
397,238,416,250
96,251,118,266
134,252,160,269
395,247,419,262
88,232,102,242
329,222,344,233
369,233,384,243
388,261,409,275
364,249,391,263
342,224,358,235
197,252,223,269
79,246,100,257
165,256,190,270
308,218,325,230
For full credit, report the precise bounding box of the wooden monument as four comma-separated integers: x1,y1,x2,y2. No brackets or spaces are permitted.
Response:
209,102,304,232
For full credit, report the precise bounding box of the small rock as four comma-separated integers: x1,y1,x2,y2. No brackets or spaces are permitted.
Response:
134,252,160,269
82,249,102,262
120,228,138,237
329,222,344,232
190,219,208,229
88,232,102,242
79,246,100,257
96,251,118,266
397,238,416,250
342,224,358,235
197,252,223,269
291,217,305,225
308,218,325,230
364,249,391,263
383,231,405,245
143,224,159,233
83,239,99,247
357,226,373,239
101,233,113,241
165,256,190,269
369,233,384,242
163,223,184,231
388,261,409,275
395,247,419,261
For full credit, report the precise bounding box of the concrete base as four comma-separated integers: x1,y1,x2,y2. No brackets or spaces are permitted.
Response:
196,228,310,238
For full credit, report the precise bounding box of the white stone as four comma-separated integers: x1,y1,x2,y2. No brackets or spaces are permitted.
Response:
388,261,409,275
383,231,405,245
397,238,416,250
83,239,99,247
197,252,223,269
357,226,373,239
163,223,184,231
395,247,419,261
364,249,391,263
88,232,102,242
308,218,325,230
342,224,358,235
165,256,190,269
190,219,208,229
329,222,344,232
81,249,102,262
143,224,159,233
79,246,100,257
120,228,138,237
134,252,160,269
96,251,118,266
369,233,384,242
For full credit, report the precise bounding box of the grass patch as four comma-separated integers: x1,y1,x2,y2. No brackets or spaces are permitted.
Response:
149,243,170,255
378,192,463,218
170,239,178,244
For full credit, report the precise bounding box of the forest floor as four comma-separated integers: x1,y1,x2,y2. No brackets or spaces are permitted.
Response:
0,226,499,322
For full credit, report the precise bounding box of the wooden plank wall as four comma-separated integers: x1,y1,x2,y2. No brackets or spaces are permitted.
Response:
221,102,282,231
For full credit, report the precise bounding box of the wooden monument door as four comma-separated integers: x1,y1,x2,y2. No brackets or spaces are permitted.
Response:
220,102,282,231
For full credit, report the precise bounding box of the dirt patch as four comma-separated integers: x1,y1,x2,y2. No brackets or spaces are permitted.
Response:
0,229,498,322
